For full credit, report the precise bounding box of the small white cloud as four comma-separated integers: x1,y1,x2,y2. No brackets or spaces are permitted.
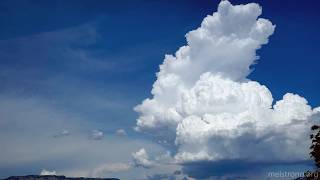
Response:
90,130,104,140
116,129,127,136
132,148,154,168
40,169,57,175
53,129,70,138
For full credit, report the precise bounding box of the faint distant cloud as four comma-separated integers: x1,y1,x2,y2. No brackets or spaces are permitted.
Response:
116,129,127,136
90,130,104,140
53,129,70,138
91,162,131,177
40,169,56,175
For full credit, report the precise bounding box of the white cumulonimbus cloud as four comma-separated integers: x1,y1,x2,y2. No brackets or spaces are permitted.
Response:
134,0,320,166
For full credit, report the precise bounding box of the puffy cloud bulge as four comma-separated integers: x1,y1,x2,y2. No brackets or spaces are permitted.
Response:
135,0,320,165
132,148,154,168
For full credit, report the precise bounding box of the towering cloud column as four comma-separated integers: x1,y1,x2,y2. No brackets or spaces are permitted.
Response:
135,0,319,165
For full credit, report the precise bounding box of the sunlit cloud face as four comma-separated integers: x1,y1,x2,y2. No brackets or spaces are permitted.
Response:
135,0,320,178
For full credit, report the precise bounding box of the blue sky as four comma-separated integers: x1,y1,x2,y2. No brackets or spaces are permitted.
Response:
0,0,319,179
